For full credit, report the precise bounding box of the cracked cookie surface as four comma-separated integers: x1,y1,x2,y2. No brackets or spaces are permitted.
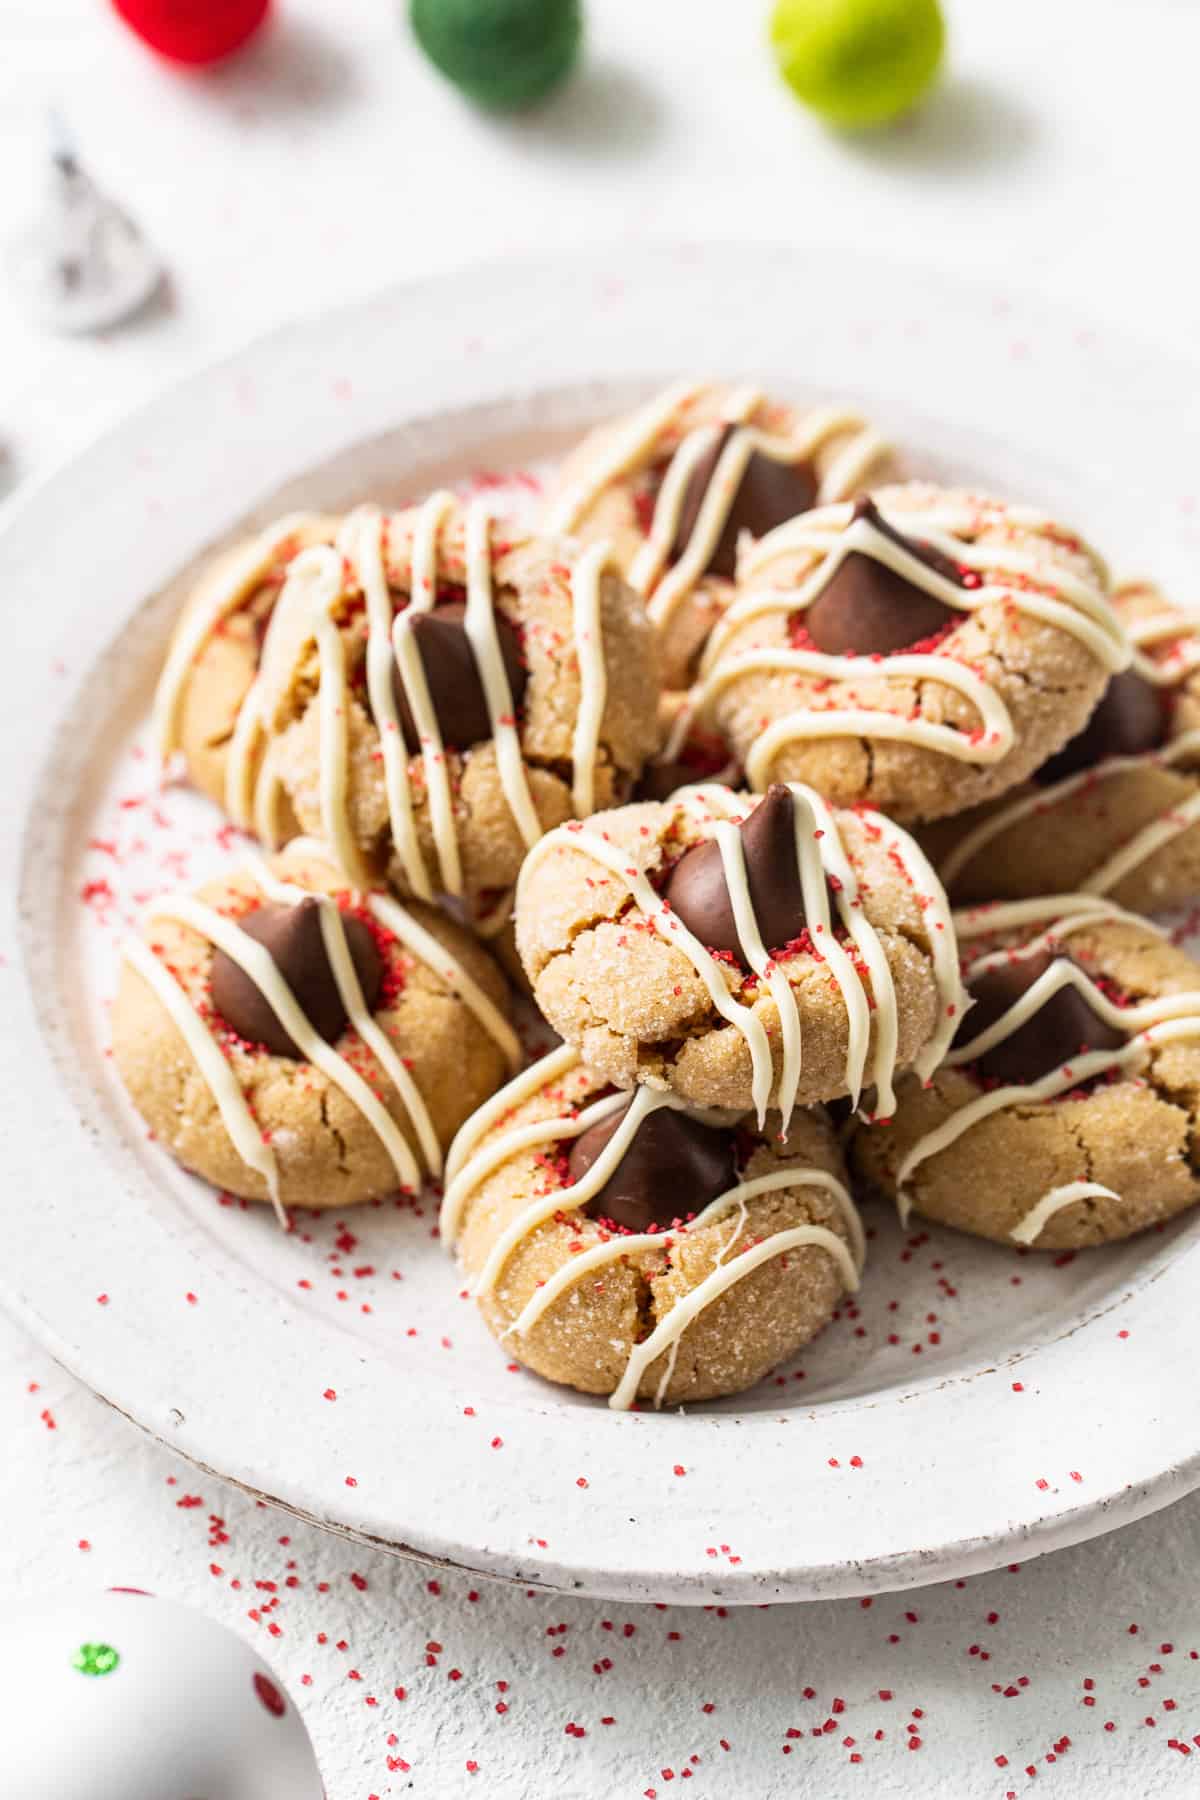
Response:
849,898,1200,1248
447,1053,858,1404
923,579,1200,910
692,485,1122,823
514,785,961,1117
113,845,515,1211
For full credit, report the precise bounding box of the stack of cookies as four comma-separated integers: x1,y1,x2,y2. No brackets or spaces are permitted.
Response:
114,380,1200,1410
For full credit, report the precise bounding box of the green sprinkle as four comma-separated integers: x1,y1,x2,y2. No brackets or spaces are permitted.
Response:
72,1642,120,1677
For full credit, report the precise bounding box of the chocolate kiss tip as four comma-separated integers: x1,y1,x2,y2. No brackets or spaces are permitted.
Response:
211,897,383,1060
568,1098,737,1234
665,783,811,959
802,502,961,658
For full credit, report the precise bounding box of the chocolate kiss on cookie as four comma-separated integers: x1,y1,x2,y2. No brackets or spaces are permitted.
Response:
569,1098,737,1233
803,496,963,657
1034,669,1170,786
955,945,1124,1085
212,898,384,1059
670,424,818,581
391,602,527,753
665,782,820,957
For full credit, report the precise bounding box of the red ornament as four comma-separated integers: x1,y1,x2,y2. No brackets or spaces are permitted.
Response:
111,0,270,66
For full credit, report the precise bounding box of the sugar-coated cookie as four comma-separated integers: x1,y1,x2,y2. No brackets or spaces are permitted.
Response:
543,380,897,688
153,496,660,903
113,840,519,1215
850,894,1200,1248
926,580,1200,910
515,781,965,1123
674,487,1126,823
442,1046,862,1406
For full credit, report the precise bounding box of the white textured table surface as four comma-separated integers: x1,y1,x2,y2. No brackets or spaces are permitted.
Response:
3,2,1200,1795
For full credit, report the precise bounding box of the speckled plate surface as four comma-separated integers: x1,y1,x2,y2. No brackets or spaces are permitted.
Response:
3,246,1200,1605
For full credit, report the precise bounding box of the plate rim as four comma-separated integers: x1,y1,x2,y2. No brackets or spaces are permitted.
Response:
4,241,1200,1604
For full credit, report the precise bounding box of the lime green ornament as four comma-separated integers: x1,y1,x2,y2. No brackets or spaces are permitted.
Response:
770,0,945,129
410,0,582,111
72,1642,120,1677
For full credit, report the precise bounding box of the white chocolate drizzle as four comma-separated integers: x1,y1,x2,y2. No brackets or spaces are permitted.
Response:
122,933,285,1226
546,382,893,634
518,782,963,1127
1010,1181,1120,1247
895,895,1200,1230
663,499,1129,786
151,513,321,763
440,1046,862,1412
154,494,616,900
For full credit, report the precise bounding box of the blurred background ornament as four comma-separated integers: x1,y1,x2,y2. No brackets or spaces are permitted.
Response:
410,0,582,111
111,0,271,65
6,116,163,334
0,1588,325,1800
769,0,946,128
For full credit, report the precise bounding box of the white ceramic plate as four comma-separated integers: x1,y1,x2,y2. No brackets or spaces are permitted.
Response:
4,246,1200,1605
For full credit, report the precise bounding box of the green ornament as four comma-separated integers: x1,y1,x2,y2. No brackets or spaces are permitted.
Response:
72,1642,120,1677
410,0,582,112
770,0,945,129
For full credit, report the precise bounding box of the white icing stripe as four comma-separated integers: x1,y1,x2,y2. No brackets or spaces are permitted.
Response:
546,380,706,533
686,502,1127,780
465,501,543,851
714,821,804,1130
151,513,319,763
1125,605,1200,685
471,887,515,939
471,1088,674,1299
568,541,613,817
642,414,767,624
896,1019,1200,1226
509,1166,863,1340
299,547,373,888
224,678,264,827
246,857,444,1179
1010,1182,1120,1247
395,489,464,896
517,823,777,1125
1083,792,1200,896
251,741,287,850
364,891,522,1074
146,894,422,1192
663,648,1013,780
608,1223,860,1412
444,1044,582,1190
952,893,1130,941
795,787,894,1115
861,808,964,1083
938,730,1200,889
123,935,285,1226
347,505,436,903
817,423,891,503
